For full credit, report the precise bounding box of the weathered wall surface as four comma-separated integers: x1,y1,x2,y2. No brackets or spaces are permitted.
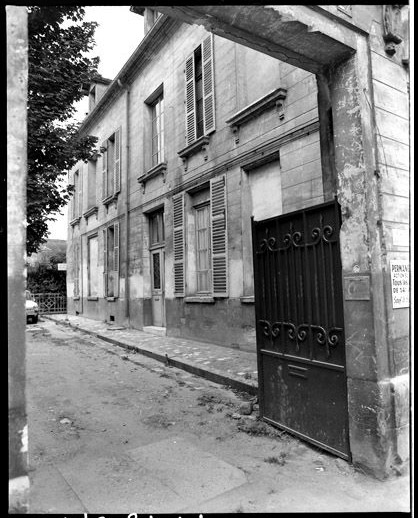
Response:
67,20,323,350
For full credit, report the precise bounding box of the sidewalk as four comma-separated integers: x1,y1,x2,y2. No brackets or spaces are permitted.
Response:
43,314,258,396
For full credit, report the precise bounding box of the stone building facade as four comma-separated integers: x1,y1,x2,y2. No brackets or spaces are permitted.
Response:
67,6,410,479
67,13,324,350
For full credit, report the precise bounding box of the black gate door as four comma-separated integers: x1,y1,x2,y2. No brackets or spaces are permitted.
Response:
252,199,350,459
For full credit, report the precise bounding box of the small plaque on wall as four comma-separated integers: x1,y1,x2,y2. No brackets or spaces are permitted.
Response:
344,276,370,300
390,260,410,309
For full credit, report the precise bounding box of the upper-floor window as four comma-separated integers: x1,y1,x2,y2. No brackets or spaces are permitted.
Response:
151,95,164,167
184,34,215,146
101,128,121,202
87,159,97,209
72,169,82,219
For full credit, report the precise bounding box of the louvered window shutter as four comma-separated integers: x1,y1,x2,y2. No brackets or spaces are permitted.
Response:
185,54,196,145
103,228,108,297
78,168,83,217
101,141,107,200
74,243,79,297
69,171,74,220
114,129,121,194
173,193,185,297
113,222,120,297
202,34,215,135
210,175,228,297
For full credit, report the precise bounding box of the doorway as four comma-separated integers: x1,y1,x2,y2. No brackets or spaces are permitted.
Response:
149,209,165,327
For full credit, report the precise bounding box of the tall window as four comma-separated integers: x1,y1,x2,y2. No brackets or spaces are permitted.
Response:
73,241,80,298
72,170,82,219
88,235,98,297
101,129,121,201
173,175,228,298
107,134,115,196
151,95,164,167
184,34,215,146
194,47,204,139
87,159,97,209
195,204,210,292
103,222,119,298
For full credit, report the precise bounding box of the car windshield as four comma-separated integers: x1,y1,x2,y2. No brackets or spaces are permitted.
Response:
25,290,34,301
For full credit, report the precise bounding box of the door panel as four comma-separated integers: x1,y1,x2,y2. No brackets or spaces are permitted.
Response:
252,199,350,459
151,249,165,327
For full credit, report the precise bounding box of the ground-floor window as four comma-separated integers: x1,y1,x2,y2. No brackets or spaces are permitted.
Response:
103,222,120,298
88,235,98,297
195,203,211,293
173,174,228,298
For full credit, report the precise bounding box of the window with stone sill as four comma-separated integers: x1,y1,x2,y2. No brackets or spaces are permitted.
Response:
184,34,215,148
101,128,121,203
103,222,120,298
173,175,228,299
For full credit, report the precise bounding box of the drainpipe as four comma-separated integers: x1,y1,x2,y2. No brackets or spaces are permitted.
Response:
118,78,130,324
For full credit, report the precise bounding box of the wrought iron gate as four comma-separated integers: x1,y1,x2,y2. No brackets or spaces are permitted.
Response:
252,199,350,459
33,293,67,314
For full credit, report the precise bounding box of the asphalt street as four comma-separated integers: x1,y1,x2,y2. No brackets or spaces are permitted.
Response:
26,319,410,513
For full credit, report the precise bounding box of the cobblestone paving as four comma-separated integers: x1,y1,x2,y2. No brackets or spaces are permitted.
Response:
45,315,258,392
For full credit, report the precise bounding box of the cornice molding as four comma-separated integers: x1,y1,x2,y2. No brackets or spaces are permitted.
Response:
78,15,181,137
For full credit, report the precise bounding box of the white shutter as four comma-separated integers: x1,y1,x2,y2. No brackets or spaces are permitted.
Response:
114,129,121,194
210,175,228,297
73,242,79,297
113,222,120,297
69,171,74,220
185,54,196,145
202,34,215,135
78,168,83,217
101,140,107,200
103,228,108,297
173,193,185,296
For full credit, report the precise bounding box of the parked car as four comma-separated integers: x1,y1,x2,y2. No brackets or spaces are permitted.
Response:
25,290,39,323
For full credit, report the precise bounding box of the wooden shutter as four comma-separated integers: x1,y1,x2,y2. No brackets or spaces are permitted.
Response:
114,129,121,194
73,242,79,297
202,34,215,135
185,54,196,145
210,175,228,297
101,140,107,200
77,168,83,217
173,193,185,296
113,222,120,297
103,228,108,297
69,171,74,219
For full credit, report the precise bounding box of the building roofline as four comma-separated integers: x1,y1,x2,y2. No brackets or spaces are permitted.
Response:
78,13,179,136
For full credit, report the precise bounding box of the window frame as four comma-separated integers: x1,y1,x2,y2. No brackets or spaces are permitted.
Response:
87,234,99,298
194,201,211,293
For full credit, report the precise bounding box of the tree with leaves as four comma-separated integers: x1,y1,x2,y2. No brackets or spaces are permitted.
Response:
27,6,100,255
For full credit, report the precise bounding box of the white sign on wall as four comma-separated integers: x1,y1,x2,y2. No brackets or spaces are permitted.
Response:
390,260,409,309
57,263,67,271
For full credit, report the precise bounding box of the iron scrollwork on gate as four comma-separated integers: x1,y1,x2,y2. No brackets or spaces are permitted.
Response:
258,319,342,359
256,216,337,255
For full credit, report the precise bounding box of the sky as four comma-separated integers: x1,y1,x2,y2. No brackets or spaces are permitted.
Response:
47,6,145,240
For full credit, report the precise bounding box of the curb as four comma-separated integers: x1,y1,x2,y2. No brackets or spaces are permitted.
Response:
44,315,258,396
